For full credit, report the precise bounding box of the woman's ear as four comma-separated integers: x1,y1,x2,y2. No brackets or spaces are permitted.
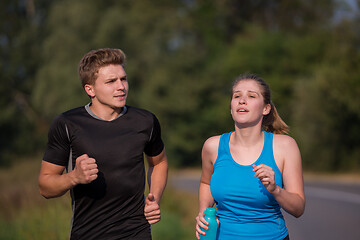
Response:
84,84,95,98
263,103,271,115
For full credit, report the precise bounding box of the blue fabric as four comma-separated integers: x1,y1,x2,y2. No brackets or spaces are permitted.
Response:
210,131,288,240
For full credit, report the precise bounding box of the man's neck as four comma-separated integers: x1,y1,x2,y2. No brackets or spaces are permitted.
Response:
86,103,126,121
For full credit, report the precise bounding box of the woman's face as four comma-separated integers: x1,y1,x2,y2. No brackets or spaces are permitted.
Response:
230,79,270,127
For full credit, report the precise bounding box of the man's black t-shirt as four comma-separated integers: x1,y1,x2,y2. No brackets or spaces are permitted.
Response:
43,104,164,240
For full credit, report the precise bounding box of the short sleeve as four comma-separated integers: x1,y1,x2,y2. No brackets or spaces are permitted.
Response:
43,114,71,166
144,114,164,157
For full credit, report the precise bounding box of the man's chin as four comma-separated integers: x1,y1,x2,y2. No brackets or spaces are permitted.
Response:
112,102,126,109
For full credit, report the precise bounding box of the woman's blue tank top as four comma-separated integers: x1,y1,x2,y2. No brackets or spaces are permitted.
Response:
210,131,288,239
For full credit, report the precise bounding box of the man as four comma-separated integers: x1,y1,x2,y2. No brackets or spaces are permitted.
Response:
38,48,168,240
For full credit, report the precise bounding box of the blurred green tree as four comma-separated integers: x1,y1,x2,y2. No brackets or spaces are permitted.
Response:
0,0,54,165
292,16,360,171
1,0,359,171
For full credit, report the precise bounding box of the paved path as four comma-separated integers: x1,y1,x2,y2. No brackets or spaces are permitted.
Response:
170,171,360,240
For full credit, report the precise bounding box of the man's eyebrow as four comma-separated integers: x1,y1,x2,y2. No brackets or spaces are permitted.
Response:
106,74,127,80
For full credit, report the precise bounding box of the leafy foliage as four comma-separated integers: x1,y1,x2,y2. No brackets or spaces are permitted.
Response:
0,0,359,171
292,18,360,171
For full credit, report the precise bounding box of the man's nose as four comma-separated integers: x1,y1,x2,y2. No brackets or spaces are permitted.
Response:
116,79,125,90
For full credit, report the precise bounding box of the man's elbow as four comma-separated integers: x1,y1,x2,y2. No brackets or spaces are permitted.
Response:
39,188,65,199
39,185,54,199
39,187,50,199
38,181,62,199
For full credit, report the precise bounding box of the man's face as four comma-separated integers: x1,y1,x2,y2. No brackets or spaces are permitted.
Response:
85,64,128,110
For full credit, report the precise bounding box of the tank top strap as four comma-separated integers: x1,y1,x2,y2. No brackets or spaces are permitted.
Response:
214,132,233,166
261,131,273,158
218,132,232,153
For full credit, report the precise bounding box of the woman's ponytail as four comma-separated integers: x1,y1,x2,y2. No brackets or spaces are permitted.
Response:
262,102,289,134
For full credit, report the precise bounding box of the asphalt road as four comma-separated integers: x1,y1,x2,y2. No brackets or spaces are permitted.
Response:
170,172,360,240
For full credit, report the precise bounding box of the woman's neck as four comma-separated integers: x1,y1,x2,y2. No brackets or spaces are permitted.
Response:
232,125,263,147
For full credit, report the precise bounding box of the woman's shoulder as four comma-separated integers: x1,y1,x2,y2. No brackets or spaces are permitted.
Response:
203,135,221,147
273,133,297,146
273,133,300,156
202,135,221,155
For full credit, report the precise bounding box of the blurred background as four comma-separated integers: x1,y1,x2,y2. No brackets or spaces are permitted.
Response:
0,0,359,239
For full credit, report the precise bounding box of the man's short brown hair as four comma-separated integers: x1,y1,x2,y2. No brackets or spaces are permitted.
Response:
78,48,126,87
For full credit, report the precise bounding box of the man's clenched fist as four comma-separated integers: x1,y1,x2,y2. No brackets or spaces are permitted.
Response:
73,154,98,184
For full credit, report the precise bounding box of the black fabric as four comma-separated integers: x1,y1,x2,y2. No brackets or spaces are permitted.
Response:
43,105,164,240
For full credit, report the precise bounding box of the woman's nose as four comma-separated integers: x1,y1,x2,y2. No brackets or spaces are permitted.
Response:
239,96,246,104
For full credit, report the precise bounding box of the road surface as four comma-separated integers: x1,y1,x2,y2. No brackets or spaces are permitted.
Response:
170,171,360,240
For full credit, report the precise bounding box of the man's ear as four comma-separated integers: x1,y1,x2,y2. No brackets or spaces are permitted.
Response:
84,84,95,98
263,103,271,115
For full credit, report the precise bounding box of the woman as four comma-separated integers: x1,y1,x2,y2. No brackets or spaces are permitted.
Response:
195,74,305,239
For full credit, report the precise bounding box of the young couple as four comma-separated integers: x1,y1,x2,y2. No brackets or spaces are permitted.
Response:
38,48,304,240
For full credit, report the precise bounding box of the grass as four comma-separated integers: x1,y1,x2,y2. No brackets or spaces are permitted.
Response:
4,156,359,239
152,188,197,240
0,156,73,239
0,156,198,240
